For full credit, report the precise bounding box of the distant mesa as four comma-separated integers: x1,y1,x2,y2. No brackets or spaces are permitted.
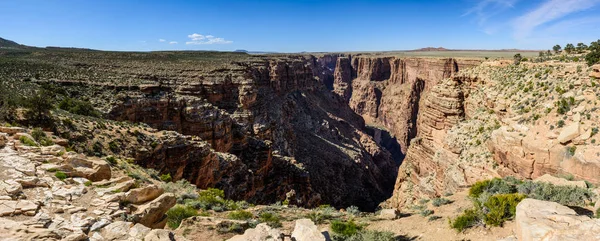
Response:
234,49,248,53
413,47,449,51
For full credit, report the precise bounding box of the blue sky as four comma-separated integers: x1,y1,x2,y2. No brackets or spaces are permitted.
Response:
1,0,599,52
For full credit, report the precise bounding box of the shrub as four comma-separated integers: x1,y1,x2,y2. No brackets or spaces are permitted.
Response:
345,230,396,241
258,211,282,228
58,98,101,117
162,180,198,203
567,146,577,156
105,156,117,165
307,211,326,224
84,181,93,186
420,209,434,217
227,210,253,220
25,89,55,125
516,181,592,206
331,220,361,238
31,128,53,146
160,173,172,182
483,193,525,226
166,205,198,229
432,198,453,207
428,215,442,222
450,209,479,232
469,178,516,198
346,205,361,216
55,171,68,180
19,135,37,146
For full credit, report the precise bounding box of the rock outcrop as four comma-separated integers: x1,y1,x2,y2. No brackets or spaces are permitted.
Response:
515,199,600,241
0,129,182,240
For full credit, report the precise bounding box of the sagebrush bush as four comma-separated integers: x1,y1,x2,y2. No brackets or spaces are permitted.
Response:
345,230,396,241
432,198,452,207
161,180,199,203
346,205,361,216
516,181,592,206
166,204,198,229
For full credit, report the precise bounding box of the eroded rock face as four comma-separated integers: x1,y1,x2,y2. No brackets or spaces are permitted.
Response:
107,55,398,210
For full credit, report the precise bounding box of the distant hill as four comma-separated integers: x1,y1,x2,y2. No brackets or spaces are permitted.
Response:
409,47,539,52
413,47,449,51
0,37,25,48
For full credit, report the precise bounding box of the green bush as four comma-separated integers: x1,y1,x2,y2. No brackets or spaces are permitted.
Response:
483,193,525,226
160,173,172,182
105,156,117,165
258,211,282,228
345,230,396,241
432,198,452,207
19,135,37,146
450,209,479,232
166,205,198,229
55,171,68,180
227,210,253,220
58,98,101,117
331,220,362,238
31,128,53,146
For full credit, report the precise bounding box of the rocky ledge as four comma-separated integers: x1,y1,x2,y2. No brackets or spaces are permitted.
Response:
0,127,185,241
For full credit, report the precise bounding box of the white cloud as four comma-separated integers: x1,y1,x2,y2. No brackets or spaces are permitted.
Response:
513,0,600,39
463,0,519,25
159,39,166,42
186,33,233,45
169,41,178,44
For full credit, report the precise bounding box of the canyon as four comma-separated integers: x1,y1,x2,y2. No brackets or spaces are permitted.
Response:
3,42,600,240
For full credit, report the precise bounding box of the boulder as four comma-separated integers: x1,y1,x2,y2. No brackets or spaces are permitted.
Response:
590,64,600,79
129,223,152,240
133,193,176,228
227,223,283,241
66,154,111,181
123,184,164,204
515,199,592,241
291,219,326,241
534,174,587,188
144,229,176,241
0,134,6,148
379,209,400,220
558,123,580,144
95,221,132,240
